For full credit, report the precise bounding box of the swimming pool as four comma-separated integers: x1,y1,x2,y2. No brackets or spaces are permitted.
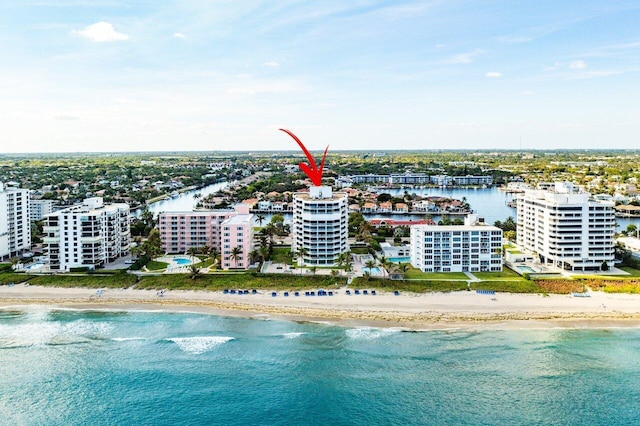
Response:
362,267,381,274
25,262,45,271
517,265,535,273
387,257,410,263
172,257,193,266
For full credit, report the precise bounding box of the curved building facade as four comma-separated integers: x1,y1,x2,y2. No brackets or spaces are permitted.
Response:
292,186,349,266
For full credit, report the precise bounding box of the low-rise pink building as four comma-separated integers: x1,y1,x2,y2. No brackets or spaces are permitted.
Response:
221,207,254,270
158,205,254,270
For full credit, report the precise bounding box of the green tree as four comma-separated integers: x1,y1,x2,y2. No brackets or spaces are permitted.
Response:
249,249,262,265
230,246,242,268
142,229,163,260
294,246,309,269
504,230,516,241
348,212,366,235
187,246,198,261
189,264,201,280
376,193,392,203
256,214,266,226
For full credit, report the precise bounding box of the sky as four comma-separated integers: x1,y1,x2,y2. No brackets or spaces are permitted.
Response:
1,0,640,153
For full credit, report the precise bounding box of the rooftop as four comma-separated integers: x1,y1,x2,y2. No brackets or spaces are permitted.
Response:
223,213,253,225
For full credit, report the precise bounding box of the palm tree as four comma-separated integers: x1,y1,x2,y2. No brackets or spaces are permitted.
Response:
310,265,317,275
295,246,309,273
256,214,266,227
209,248,220,269
364,259,376,273
379,255,391,278
249,249,262,265
397,262,410,280
187,246,198,263
130,244,144,262
230,246,242,268
336,251,353,272
189,264,201,280
343,251,353,272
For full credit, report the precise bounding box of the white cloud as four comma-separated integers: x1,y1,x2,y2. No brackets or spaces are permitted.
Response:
72,22,129,42
227,88,256,95
570,60,586,69
523,90,534,95
449,49,483,64
53,114,80,121
263,60,280,67
174,32,187,39
485,72,502,78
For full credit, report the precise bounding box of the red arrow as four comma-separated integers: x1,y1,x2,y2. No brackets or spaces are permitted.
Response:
279,128,329,186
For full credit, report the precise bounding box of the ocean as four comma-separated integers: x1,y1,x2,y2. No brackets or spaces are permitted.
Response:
2,307,640,425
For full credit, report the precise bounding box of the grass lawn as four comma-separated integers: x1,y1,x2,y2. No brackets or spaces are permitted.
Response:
619,266,640,277
270,247,293,264
0,273,38,285
135,273,347,291
29,273,137,288
473,267,524,281
404,266,468,280
350,247,370,254
471,280,540,293
146,261,169,271
198,257,217,268
350,277,469,293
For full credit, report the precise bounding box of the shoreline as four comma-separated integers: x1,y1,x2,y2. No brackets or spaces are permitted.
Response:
3,285,640,330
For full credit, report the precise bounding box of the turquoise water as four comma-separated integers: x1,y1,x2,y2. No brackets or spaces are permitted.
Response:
362,267,381,274
388,256,410,263
173,257,192,265
2,308,640,425
517,265,536,273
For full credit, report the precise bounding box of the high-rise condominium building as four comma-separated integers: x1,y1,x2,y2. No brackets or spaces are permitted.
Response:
30,199,55,222
43,197,130,271
292,186,349,266
410,216,503,273
516,182,615,271
0,182,31,260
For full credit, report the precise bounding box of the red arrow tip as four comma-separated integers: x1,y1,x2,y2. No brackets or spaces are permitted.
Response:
279,129,328,186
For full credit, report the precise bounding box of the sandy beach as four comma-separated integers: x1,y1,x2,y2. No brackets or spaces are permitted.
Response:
3,284,640,330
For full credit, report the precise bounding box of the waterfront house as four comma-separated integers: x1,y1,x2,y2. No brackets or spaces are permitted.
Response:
361,202,377,213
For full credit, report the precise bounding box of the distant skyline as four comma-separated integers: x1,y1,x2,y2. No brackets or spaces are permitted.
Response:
1,1,640,153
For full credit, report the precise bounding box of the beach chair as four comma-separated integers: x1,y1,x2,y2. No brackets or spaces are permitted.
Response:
294,292,300,297
363,290,369,295
371,290,376,295
230,289,236,294
354,290,361,295
284,292,289,297
252,289,257,294
328,291,334,296
271,292,277,297
394,291,400,296
346,290,351,295
223,289,229,294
